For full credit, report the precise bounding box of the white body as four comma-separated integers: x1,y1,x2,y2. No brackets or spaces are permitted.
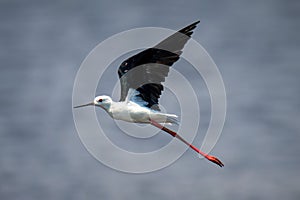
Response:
93,95,178,125
109,101,177,124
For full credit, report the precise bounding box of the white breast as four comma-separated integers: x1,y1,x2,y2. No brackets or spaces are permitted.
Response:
110,101,151,123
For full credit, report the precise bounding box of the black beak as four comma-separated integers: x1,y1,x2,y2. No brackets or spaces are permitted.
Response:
73,102,94,108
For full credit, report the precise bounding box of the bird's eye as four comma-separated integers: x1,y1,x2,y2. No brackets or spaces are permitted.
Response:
98,99,103,102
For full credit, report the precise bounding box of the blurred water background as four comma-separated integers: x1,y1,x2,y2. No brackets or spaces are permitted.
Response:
1,0,300,199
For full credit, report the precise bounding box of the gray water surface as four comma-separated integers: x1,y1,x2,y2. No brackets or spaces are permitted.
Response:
1,0,300,199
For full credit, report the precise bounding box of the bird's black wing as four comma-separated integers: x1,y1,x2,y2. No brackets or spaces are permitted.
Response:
118,21,200,111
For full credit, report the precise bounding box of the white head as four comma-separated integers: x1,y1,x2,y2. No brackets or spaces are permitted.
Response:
74,95,113,111
93,95,112,110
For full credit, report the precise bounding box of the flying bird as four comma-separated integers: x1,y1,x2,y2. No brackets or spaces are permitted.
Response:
74,21,224,167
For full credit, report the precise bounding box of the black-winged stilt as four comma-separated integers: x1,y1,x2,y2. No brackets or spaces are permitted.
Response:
74,21,224,167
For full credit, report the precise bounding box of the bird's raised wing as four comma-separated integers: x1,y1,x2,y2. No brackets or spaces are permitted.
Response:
118,21,200,111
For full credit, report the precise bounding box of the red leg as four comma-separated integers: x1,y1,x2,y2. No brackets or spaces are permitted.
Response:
150,119,224,167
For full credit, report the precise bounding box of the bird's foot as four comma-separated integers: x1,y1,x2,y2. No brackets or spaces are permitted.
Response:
205,155,224,167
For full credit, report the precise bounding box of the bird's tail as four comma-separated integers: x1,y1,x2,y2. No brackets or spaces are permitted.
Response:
150,113,179,125
165,114,179,125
